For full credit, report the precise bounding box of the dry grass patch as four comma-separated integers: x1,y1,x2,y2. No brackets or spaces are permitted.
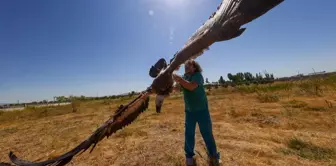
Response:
286,100,308,108
0,127,18,136
280,137,336,161
257,92,280,103
0,105,76,124
304,106,328,112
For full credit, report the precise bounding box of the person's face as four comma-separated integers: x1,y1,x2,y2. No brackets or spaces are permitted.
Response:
184,62,195,74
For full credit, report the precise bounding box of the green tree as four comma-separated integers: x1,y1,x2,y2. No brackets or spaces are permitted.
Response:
230,72,244,85
243,72,254,84
128,91,135,97
79,95,86,101
55,96,68,103
255,73,264,84
218,76,225,85
206,78,210,84
227,73,233,81
263,72,275,83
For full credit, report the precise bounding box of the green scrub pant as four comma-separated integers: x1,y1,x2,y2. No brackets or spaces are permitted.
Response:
184,109,219,159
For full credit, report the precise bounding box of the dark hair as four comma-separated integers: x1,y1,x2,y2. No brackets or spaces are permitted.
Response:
186,59,202,73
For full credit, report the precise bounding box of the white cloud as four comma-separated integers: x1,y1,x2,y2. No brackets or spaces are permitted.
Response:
148,10,154,16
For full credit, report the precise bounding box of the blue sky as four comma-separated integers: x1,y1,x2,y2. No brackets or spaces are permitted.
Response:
0,0,335,103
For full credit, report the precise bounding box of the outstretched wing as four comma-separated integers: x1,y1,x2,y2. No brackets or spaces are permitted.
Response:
150,0,284,95
8,92,150,166
167,0,284,71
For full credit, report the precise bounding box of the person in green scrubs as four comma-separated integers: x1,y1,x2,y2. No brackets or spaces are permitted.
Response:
173,59,220,166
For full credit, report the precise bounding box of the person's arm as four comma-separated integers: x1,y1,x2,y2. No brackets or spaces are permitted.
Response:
173,74,198,91
172,83,181,92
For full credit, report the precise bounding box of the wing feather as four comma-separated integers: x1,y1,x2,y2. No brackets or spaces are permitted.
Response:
8,92,150,166
167,0,284,72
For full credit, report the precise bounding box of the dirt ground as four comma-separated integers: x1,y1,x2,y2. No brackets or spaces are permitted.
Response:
1,79,336,166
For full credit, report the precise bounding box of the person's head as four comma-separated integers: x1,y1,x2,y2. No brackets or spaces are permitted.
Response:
184,59,202,74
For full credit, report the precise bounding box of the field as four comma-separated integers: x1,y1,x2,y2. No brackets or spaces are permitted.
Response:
1,75,336,166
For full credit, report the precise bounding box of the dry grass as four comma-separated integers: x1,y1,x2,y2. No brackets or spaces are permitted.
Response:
1,76,336,166
256,92,280,103
279,137,336,160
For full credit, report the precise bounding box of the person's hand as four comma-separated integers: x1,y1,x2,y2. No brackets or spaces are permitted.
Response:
172,73,182,83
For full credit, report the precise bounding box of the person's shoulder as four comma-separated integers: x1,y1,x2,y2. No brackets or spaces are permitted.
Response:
193,72,203,78
192,72,204,83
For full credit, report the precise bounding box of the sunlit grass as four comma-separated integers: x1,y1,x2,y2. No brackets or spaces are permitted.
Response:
0,74,335,165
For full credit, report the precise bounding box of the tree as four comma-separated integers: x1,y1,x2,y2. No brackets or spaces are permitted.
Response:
205,78,210,84
218,76,225,85
236,72,244,83
129,91,135,97
69,95,76,101
79,95,86,101
227,73,233,81
243,72,254,84
255,73,264,84
263,72,275,83
55,96,67,103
